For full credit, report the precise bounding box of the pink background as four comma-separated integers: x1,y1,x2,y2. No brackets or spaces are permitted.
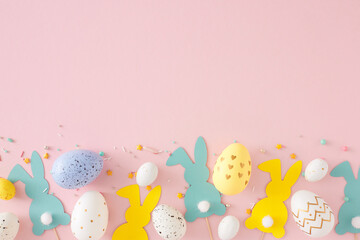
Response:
1,1,360,239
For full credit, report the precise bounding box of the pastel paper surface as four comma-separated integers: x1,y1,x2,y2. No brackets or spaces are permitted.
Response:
330,161,360,234
245,159,302,238
7,151,70,235
112,184,161,240
166,136,226,222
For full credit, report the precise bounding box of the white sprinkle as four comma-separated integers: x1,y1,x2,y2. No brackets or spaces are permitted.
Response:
103,157,112,161
122,146,126,152
43,188,48,193
252,186,255,192
57,133,63,137
250,202,255,209
113,146,117,150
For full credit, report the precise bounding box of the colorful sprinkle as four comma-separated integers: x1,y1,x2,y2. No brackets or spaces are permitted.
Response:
301,172,305,177
259,148,266,153
43,146,49,150
320,139,327,145
276,144,282,149
246,209,252,214
43,153,49,159
146,185,152,191
106,170,112,176
20,151,24,157
344,196,349,202
24,158,31,164
7,138,14,142
342,146,348,151
290,153,296,159
177,193,184,199
136,145,143,151
128,173,134,179
99,151,105,156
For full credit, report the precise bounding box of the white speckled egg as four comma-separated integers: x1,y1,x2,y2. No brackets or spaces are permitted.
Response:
152,204,186,240
305,158,328,182
136,162,158,187
71,191,108,240
291,190,334,238
218,215,240,240
0,212,19,240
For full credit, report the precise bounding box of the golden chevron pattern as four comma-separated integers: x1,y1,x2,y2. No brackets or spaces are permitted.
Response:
292,195,334,235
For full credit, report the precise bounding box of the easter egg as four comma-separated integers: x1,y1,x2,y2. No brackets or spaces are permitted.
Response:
71,191,108,240
51,150,103,189
291,190,334,238
305,158,328,182
0,212,19,240
0,178,16,200
218,215,240,240
213,143,251,195
136,162,158,187
152,204,186,240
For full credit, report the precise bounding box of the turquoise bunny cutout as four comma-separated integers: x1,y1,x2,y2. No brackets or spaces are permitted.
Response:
166,136,226,222
330,161,360,234
8,151,70,235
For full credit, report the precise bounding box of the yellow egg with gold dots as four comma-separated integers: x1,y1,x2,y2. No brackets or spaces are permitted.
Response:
212,143,251,195
0,178,16,200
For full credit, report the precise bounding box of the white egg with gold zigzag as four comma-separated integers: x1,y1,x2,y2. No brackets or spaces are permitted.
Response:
291,190,335,238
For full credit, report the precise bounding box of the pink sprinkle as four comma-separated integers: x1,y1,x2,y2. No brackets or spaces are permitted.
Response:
342,146,348,151
20,151,24,157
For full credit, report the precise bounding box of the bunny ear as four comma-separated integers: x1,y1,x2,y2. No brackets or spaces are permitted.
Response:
258,159,282,181
166,147,193,169
8,164,32,184
142,185,161,212
116,184,141,206
30,151,45,179
283,161,302,186
330,161,355,182
194,136,207,166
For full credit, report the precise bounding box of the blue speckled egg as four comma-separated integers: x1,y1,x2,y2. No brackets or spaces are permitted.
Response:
51,150,103,189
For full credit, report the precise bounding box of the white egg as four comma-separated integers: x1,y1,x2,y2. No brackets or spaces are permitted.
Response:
218,215,240,240
0,212,19,240
71,191,108,240
152,204,187,240
291,190,334,238
305,158,328,182
136,162,158,187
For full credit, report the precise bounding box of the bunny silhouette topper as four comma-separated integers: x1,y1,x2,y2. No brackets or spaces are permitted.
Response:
112,184,161,240
7,151,70,235
245,159,302,238
330,161,360,234
166,136,226,222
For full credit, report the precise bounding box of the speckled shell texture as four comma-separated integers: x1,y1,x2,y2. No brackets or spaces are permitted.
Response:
51,150,103,189
152,204,186,240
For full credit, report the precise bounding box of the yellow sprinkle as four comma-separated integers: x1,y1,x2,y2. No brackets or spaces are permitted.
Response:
276,144,282,149
106,170,112,176
136,145,143,151
146,185,152,191
290,153,296,159
43,153,49,159
177,193,184,199
246,208,252,214
128,173,134,179
24,158,31,164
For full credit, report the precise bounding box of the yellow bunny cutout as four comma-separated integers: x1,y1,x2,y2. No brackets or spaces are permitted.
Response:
245,159,302,238
112,184,161,240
